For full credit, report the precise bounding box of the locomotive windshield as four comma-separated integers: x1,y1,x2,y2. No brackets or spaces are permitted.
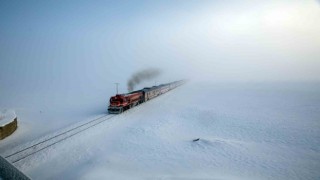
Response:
110,97,124,103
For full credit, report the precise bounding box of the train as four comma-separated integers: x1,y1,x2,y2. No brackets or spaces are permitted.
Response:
108,80,185,114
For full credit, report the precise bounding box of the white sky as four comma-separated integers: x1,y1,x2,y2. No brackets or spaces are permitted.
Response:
0,0,319,96
133,0,320,82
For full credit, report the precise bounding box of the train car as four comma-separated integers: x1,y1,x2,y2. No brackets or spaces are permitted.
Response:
142,86,161,101
159,84,170,94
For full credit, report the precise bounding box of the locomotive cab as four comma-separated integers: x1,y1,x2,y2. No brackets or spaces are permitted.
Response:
108,95,125,114
110,95,125,105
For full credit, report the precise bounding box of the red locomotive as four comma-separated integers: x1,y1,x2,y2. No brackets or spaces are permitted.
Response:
108,92,144,113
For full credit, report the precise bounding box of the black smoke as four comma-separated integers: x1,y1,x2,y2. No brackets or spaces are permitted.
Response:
127,68,161,92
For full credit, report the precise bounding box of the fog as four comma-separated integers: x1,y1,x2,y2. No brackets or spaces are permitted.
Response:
0,0,320,169
0,0,319,107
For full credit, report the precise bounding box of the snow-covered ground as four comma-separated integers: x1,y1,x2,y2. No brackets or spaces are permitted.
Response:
1,82,319,179
0,85,110,153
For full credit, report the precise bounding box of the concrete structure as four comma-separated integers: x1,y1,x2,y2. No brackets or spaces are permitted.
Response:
0,117,17,140
0,110,18,140
0,156,30,180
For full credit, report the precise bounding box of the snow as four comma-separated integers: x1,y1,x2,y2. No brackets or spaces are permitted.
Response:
0,89,109,153
0,109,16,127
1,82,319,179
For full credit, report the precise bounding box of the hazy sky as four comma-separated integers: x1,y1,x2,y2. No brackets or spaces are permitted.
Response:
1,0,320,95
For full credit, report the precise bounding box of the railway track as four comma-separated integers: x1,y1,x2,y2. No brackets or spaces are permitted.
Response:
3,81,186,164
4,114,116,164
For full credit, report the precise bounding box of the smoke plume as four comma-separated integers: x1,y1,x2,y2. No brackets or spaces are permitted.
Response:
127,68,161,92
